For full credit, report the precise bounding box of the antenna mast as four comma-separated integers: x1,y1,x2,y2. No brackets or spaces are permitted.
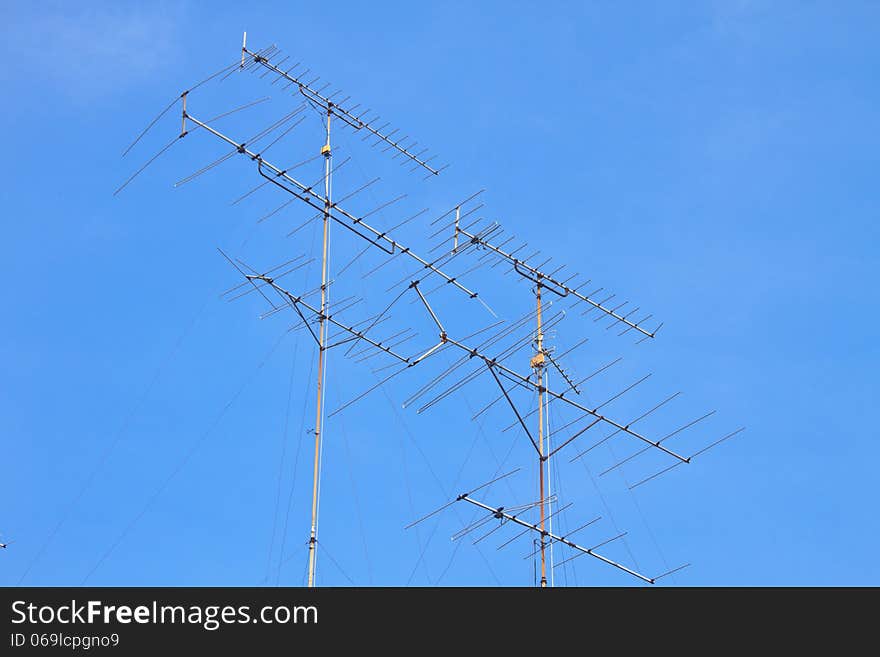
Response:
233,34,453,586
534,277,548,586
306,102,333,587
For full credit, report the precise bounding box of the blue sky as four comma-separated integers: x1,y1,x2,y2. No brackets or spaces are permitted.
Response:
2,1,878,586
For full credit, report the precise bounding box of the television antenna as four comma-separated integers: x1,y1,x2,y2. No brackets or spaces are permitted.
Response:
116,33,744,586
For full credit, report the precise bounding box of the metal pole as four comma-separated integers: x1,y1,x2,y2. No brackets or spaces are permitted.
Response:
307,104,333,587
535,279,547,588
545,367,554,586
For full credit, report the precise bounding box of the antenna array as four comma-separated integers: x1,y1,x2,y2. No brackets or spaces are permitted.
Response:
117,34,744,587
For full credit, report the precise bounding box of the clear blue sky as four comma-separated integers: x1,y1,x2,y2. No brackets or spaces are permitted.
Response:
2,1,878,586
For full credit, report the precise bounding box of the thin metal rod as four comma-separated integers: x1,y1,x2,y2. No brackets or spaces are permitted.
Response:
307,105,333,588
413,282,445,335
654,563,691,581
535,280,548,587
472,519,507,545
451,513,497,541
691,427,745,459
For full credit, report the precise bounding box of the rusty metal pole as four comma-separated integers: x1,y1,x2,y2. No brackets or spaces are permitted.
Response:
533,278,548,587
